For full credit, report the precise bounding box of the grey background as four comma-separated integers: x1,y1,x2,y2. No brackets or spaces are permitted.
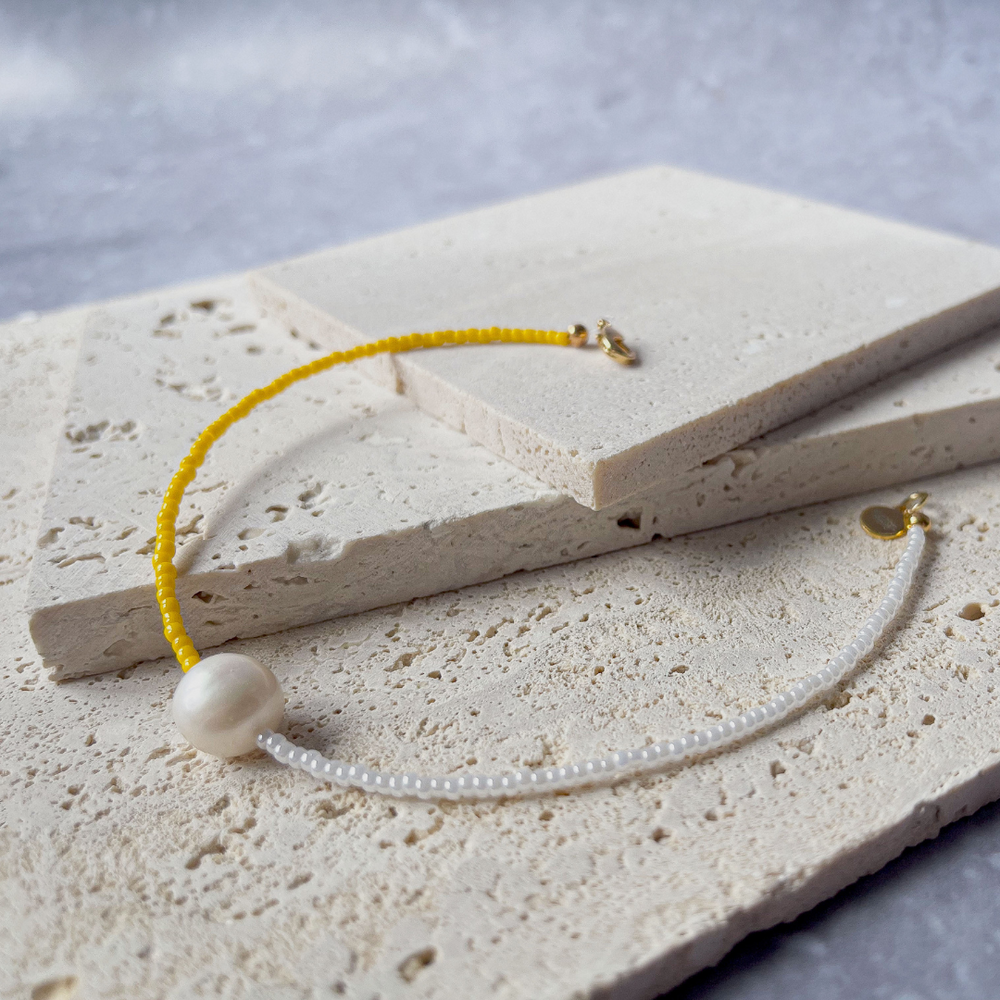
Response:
2,1,1000,996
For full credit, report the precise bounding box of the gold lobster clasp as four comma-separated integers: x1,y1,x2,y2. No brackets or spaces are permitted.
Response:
567,320,637,365
596,319,637,365
860,492,931,539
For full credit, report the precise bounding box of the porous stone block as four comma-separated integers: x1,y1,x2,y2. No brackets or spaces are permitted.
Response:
26,279,1000,680
252,164,1000,508
6,311,1000,997
1,307,88,588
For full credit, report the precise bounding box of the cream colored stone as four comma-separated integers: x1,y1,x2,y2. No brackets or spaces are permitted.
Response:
5,312,1000,998
252,165,1000,508
0,307,87,589
25,278,1000,680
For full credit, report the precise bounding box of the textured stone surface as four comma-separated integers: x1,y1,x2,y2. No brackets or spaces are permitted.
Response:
0,307,87,589
26,278,1000,680
5,304,1000,1000
253,165,1000,508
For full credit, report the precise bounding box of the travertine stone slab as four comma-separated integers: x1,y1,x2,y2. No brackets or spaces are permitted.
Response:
1,307,88,588
26,280,1000,679
252,165,1000,508
6,315,1000,998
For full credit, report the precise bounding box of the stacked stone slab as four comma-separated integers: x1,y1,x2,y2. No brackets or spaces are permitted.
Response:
252,165,1000,508
26,166,1000,678
25,285,1000,680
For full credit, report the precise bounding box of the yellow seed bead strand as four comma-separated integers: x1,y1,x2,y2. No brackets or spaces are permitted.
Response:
154,328,571,671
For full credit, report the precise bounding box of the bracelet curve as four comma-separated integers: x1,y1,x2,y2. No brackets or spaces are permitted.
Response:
154,322,930,800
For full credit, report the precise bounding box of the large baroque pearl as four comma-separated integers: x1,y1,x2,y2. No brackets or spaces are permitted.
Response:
172,653,284,758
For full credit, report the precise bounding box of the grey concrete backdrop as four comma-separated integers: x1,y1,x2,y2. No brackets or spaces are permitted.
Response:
2,2,1000,997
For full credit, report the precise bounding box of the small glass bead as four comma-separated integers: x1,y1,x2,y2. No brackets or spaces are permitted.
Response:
830,654,850,675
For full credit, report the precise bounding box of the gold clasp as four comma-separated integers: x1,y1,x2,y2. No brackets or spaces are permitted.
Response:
860,492,931,539
569,319,636,365
567,320,638,364
596,319,637,365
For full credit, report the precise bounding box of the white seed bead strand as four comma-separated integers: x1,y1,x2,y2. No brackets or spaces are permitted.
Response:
257,525,925,800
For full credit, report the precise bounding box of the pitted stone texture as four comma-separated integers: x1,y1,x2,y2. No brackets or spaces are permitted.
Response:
25,279,1000,680
0,308,86,588
5,326,1000,998
252,165,1000,508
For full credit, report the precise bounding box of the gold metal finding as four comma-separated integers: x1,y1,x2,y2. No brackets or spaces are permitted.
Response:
568,323,589,348
860,492,931,540
595,319,637,365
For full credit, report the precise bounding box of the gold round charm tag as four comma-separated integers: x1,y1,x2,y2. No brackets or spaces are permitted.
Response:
860,505,907,539
860,492,930,540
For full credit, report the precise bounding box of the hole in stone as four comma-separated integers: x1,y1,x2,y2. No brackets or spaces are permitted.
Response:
185,838,225,869
192,592,213,603
31,976,79,1000
959,602,985,621
398,947,436,983
539,809,554,822
190,299,216,312
922,714,936,726
770,760,786,777
617,512,642,530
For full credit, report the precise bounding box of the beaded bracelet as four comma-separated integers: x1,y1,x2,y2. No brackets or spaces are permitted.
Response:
155,322,930,800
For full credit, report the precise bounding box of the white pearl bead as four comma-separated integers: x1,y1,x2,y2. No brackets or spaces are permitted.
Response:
172,653,284,758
